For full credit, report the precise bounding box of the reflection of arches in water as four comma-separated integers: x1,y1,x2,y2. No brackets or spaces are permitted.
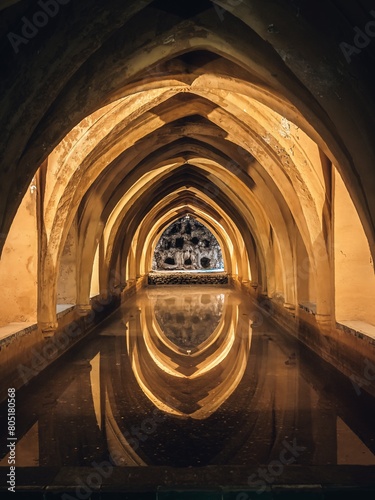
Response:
5,292,374,467
153,292,224,349
100,293,342,467
9,289,370,468
127,288,250,419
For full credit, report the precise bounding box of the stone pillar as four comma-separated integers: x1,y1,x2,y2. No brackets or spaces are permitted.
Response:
39,321,59,339
77,304,92,316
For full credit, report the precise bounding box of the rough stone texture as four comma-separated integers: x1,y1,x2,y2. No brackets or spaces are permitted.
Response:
153,215,224,271
148,272,229,286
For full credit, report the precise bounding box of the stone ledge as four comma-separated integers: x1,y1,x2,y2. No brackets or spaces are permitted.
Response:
337,320,375,343
56,304,75,316
299,302,317,315
0,322,37,347
0,305,78,348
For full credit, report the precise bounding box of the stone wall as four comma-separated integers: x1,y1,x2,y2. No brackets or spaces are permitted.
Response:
148,272,229,286
153,216,224,271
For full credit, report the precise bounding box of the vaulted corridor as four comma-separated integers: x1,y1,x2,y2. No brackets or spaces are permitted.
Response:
0,0,375,497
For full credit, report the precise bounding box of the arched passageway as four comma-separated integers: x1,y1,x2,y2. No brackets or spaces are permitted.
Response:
0,0,375,495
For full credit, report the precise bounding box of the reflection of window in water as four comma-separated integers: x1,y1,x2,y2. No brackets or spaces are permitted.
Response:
154,293,224,349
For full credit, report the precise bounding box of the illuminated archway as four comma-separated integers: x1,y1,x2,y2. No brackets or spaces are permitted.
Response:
0,0,374,399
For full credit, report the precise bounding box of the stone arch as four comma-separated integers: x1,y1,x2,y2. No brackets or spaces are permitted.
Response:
0,0,374,396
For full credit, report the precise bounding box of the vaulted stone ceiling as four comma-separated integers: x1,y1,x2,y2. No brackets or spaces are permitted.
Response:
1,0,375,248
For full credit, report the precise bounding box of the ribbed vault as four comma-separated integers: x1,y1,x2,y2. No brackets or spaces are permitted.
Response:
33,71,333,328
0,0,375,389
1,0,375,254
